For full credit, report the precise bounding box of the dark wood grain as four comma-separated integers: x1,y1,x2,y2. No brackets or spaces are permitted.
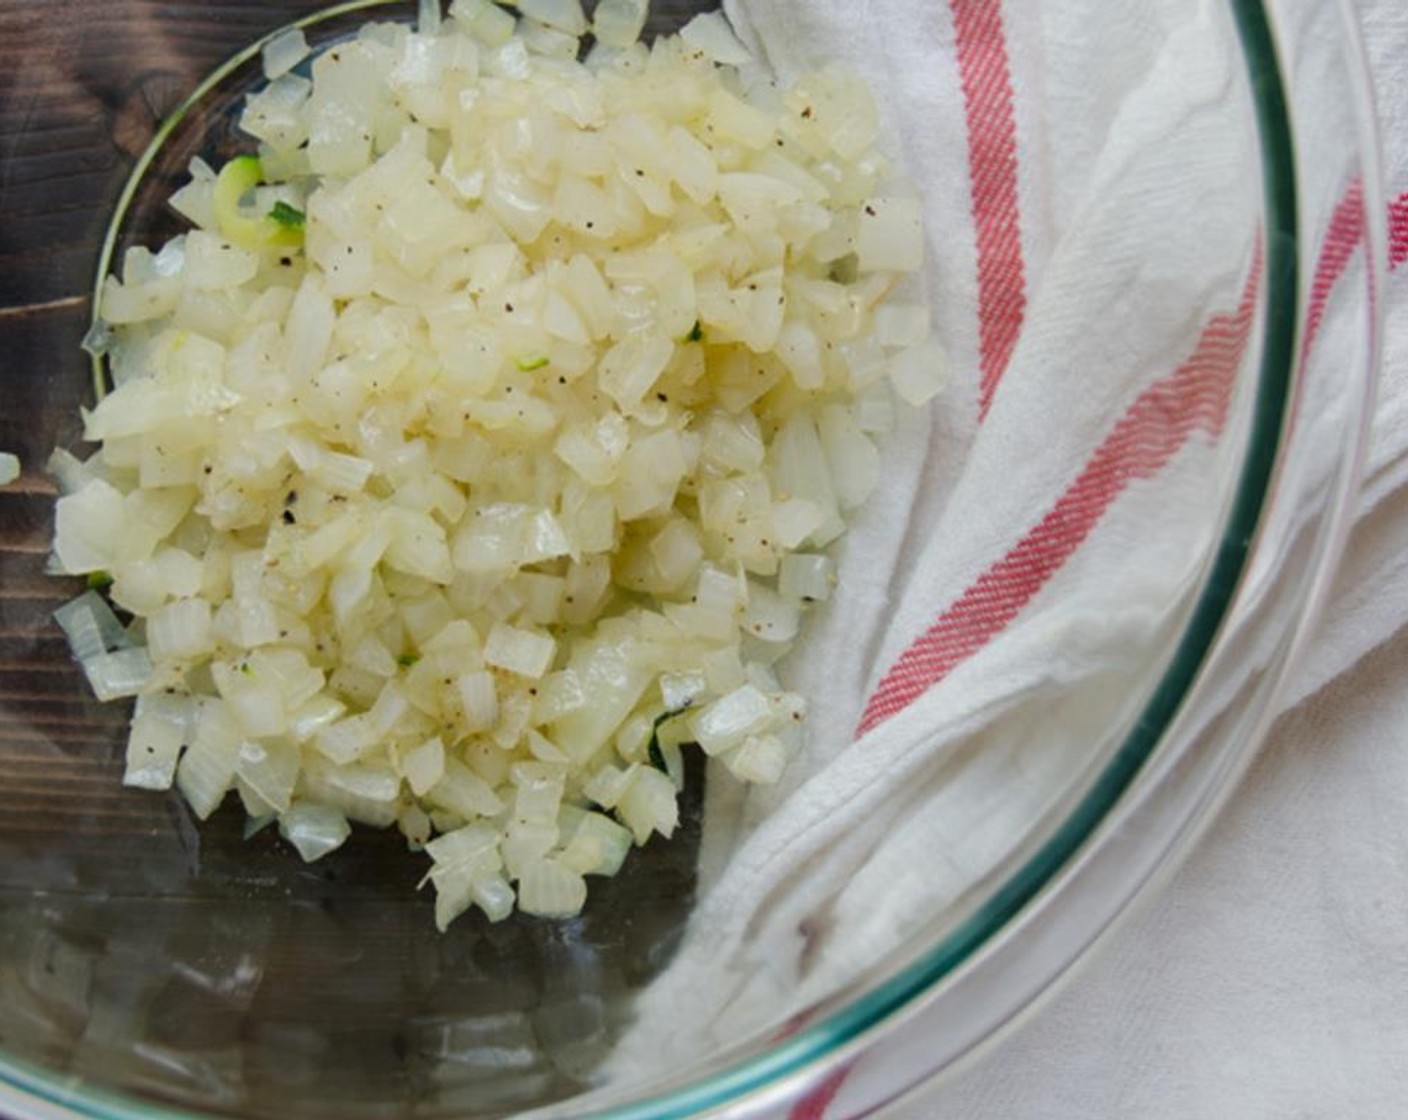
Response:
0,1,334,306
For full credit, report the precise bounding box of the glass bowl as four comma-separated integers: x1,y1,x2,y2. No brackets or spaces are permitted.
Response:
0,1,1381,1118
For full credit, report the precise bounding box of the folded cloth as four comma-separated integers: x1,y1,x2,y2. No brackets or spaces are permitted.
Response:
885,626,1408,1120
896,5,1408,1116
605,0,1408,1097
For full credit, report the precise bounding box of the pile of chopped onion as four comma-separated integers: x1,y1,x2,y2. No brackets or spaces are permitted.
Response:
54,0,946,927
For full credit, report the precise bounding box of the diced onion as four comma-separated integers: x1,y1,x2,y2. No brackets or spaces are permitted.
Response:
690,685,772,756
659,671,705,712
416,0,442,36
55,591,132,663
679,12,752,66
890,337,952,406
484,623,555,679
236,739,299,814
263,28,310,80
82,648,153,703
123,693,198,790
451,0,517,47
512,760,567,824
302,759,401,827
279,803,352,862
146,598,214,662
559,809,633,876
518,0,587,35
616,766,679,843
583,762,637,808
315,715,377,764
724,732,789,784
818,405,881,511
517,857,588,917
778,554,835,603
592,0,648,48
176,703,241,819
58,0,941,928
856,197,926,273
430,758,505,819
875,303,931,349
54,480,125,575
402,735,447,796
501,818,559,879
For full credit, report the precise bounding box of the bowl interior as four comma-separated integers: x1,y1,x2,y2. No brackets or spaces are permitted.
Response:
0,2,1279,1118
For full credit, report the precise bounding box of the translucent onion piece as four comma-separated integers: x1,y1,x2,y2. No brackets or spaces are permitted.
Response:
262,28,310,81
59,0,941,927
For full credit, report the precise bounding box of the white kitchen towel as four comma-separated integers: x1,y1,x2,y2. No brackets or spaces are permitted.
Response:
895,625,1408,1120
605,0,1408,1098
888,5,1408,1117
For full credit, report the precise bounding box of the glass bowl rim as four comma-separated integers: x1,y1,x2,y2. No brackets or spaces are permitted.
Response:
0,1,1353,1117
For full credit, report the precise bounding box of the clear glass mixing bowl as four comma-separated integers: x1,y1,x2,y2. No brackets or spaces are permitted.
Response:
0,0,1382,1117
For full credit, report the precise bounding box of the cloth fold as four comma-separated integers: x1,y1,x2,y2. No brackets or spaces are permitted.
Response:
603,0,1408,1109
853,1,1408,1116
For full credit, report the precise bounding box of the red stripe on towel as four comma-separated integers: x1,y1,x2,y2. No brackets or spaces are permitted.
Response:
859,179,1393,734
786,1065,852,1120
858,266,1259,736
1388,188,1408,271
951,0,1027,419
1304,182,1367,356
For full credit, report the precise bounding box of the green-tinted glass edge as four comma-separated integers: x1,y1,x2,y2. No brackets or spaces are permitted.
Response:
582,1,1301,1113
564,0,1303,1112
11,0,1298,1117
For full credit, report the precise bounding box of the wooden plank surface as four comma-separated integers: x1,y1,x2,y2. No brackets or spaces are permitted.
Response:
0,5,711,1116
